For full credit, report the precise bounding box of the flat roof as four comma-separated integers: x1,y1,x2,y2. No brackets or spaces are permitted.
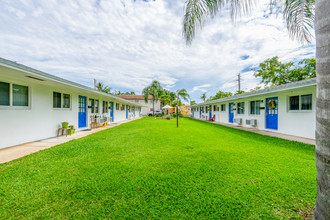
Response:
192,78,316,107
0,57,142,106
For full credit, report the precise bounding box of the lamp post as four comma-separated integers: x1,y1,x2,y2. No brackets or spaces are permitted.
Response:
176,102,178,128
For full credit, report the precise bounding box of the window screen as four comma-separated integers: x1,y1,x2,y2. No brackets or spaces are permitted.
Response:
13,84,28,107
63,94,70,108
0,82,10,106
301,94,312,110
290,96,299,110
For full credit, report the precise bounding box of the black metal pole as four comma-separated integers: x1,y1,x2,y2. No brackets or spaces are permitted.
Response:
176,103,178,128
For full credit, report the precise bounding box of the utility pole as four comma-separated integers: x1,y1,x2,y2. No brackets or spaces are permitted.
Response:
237,73,241,92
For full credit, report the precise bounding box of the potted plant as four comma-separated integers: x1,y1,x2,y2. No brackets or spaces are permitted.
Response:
68,125,75,135
62,122,69,128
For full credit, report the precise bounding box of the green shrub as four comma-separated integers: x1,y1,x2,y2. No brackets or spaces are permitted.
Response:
172,113,177,118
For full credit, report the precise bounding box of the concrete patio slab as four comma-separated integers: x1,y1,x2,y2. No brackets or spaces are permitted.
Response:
193,118,315,145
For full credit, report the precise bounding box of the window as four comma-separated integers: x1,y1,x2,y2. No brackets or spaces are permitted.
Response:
201,107,204,113
12,84,28,107
116,103,119,110
221,104,226,111
128,106,130,112
95,100,99,113
0,82,10,106
301,94,312,110
53,92,61,108
89,99,95,113
250,100,261,115
63,94,70,108
205,106,208,113
289,96,299,110
213,105,217,111
103,101,108,113
53,92,70,109
122,104,125,111
237,102,245,114
289,94,312,111
0,82,30,107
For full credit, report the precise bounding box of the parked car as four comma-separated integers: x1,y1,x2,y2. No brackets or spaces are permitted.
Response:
147,110,162,116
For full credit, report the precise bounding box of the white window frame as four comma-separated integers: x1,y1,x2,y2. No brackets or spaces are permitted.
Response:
0,81,31,110
250,100,261,115
221,104,226,112
53,92,71,111
288,94,313,112
237,102,245,115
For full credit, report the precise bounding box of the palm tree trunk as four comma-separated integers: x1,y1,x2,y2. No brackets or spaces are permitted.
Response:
314,0,330,219
152,95,155,116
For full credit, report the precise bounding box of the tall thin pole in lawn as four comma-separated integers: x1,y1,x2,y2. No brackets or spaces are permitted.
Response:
176,102,178,128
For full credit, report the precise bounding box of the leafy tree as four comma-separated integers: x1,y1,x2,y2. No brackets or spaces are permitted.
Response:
249,86,262,92
96,82,112,94
254,57,316,86
190,100,197,105
142,80,163,116
160,89,176,106
234,90,245,95
160,94,172,106
171,99,183,107
200,93,206,102
207,91,233,101
182,0,330,218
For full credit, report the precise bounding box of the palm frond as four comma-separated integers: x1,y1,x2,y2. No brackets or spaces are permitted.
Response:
183,0,257,45
283,0,315,44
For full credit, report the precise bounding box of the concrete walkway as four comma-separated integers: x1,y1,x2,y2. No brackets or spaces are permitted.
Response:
193,118,315,145
0,118,141,164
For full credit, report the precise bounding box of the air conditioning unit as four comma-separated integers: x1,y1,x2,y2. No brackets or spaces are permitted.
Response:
234,118,242,125
246,119,257,127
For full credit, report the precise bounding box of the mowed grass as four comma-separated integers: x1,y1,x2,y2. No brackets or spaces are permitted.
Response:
0,118,316,219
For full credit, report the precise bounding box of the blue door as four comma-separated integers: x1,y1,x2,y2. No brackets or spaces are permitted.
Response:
266,97,278,130
126,105,128,119
200,107,202,118
229,103,234,123
209,105,212,119
110,102,114,122
192,108,194,117
78,96,87,128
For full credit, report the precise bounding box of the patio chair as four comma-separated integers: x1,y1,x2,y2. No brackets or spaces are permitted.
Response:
90,116,98,129
209,114,215,121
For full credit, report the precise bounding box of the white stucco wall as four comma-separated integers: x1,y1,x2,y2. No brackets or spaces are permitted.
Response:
125,99,161,115
192,86,316,139
0,74,141,149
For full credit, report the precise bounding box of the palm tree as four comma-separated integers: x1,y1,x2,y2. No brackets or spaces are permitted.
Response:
176,89,190,104
142,80,163,116
183,1,329,219
96,81,112,94
201,93,206,102
175,89,190,127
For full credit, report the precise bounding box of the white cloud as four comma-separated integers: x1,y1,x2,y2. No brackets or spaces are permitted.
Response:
0,0,315,103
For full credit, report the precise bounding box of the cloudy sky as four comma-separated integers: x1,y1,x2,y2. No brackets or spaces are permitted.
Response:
0,0,315,103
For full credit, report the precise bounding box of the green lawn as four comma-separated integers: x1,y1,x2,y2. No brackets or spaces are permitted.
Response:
0,118,316,219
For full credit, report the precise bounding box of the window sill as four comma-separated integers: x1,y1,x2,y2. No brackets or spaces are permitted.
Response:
0,106,31,110
53,108,72,111
288,110,312,113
